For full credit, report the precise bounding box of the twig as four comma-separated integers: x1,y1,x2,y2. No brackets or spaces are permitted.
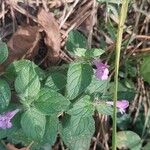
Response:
59,0,80,29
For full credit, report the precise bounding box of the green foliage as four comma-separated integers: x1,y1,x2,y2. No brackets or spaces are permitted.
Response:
60,96,95,150
61,115,94,150
140,55,150,84
95,101,113,116
0,79,11,111
74,48,104,59
68,95,95,117
34,88,70,115
21,108,46,141
0,41,8,64
86,76,109,95
66,30,87,55
116,131,142,150
15,63,41,104
43,115,59,145
67,62,93,100
5,59,45,81
44,72,66,91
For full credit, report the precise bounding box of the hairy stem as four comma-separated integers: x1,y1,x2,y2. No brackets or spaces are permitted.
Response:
112,1,129,150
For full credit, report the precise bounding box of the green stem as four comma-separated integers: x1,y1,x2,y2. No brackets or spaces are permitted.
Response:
112,1,129,150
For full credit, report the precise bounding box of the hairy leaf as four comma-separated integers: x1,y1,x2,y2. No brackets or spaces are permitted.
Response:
0,41,8,64
0,79,11,110
45,72,66,91
21,108,46,140
43,115,59,145
15,63,41,104
61,115,95,150
116,131,142,150
34,88,70,115
66,30,87,55
67,62,93,100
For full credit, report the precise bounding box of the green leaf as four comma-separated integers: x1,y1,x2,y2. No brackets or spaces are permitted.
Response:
74,48,104,58
60,95,95,150
34,88,70,115
140,56,150,84
68,95,95,117
66,30,87,55
60,115,95,150
15,63,41,104
43,115,59,145
0,41,8,64
143,142,150,150
116,131,142,150
86,76,109,95
45,72,66,91
95,101,113,116
5,59,45,81
67,62,93,100
21,108,46,141
0,79,11,110
8,129,41,150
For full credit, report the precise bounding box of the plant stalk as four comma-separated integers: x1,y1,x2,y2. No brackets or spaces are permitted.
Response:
112,1,129,150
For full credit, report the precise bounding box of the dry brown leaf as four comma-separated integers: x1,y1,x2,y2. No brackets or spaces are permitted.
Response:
6,143,29,150
37,8,61,64
0,25,40,72
1,25,40,68
7,25,40,59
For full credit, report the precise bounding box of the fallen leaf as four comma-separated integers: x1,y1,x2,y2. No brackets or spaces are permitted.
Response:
7,25,40,61
37,8,61,64
0,25,40,72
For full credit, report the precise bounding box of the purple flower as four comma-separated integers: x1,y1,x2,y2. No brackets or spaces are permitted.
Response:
0,109,19,129
93,60,109,80
106,100,129,114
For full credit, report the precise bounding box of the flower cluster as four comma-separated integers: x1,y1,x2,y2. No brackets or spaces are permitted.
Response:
0,109,19,129
106,100,129,114
93,60,109,80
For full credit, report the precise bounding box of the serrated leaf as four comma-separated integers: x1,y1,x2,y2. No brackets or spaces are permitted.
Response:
0,79,11,110
5,59,45,81
60,115,95,150
34,88,70,115
15,63,40,104
66,30,87,55
43,115,59,145
8,129,41,150
116,131,142,150
140,56,150,84
21,108,46,140
45,72,66,91
86,76,109,95
67,62,93,100
68,95,95,117
0,41,8,64
74,48,104,58
96,101,113,116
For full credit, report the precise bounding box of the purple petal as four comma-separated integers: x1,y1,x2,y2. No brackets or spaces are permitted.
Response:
93,60,109,80
0,109,19,129
106,100,129,114
5,109,20,119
